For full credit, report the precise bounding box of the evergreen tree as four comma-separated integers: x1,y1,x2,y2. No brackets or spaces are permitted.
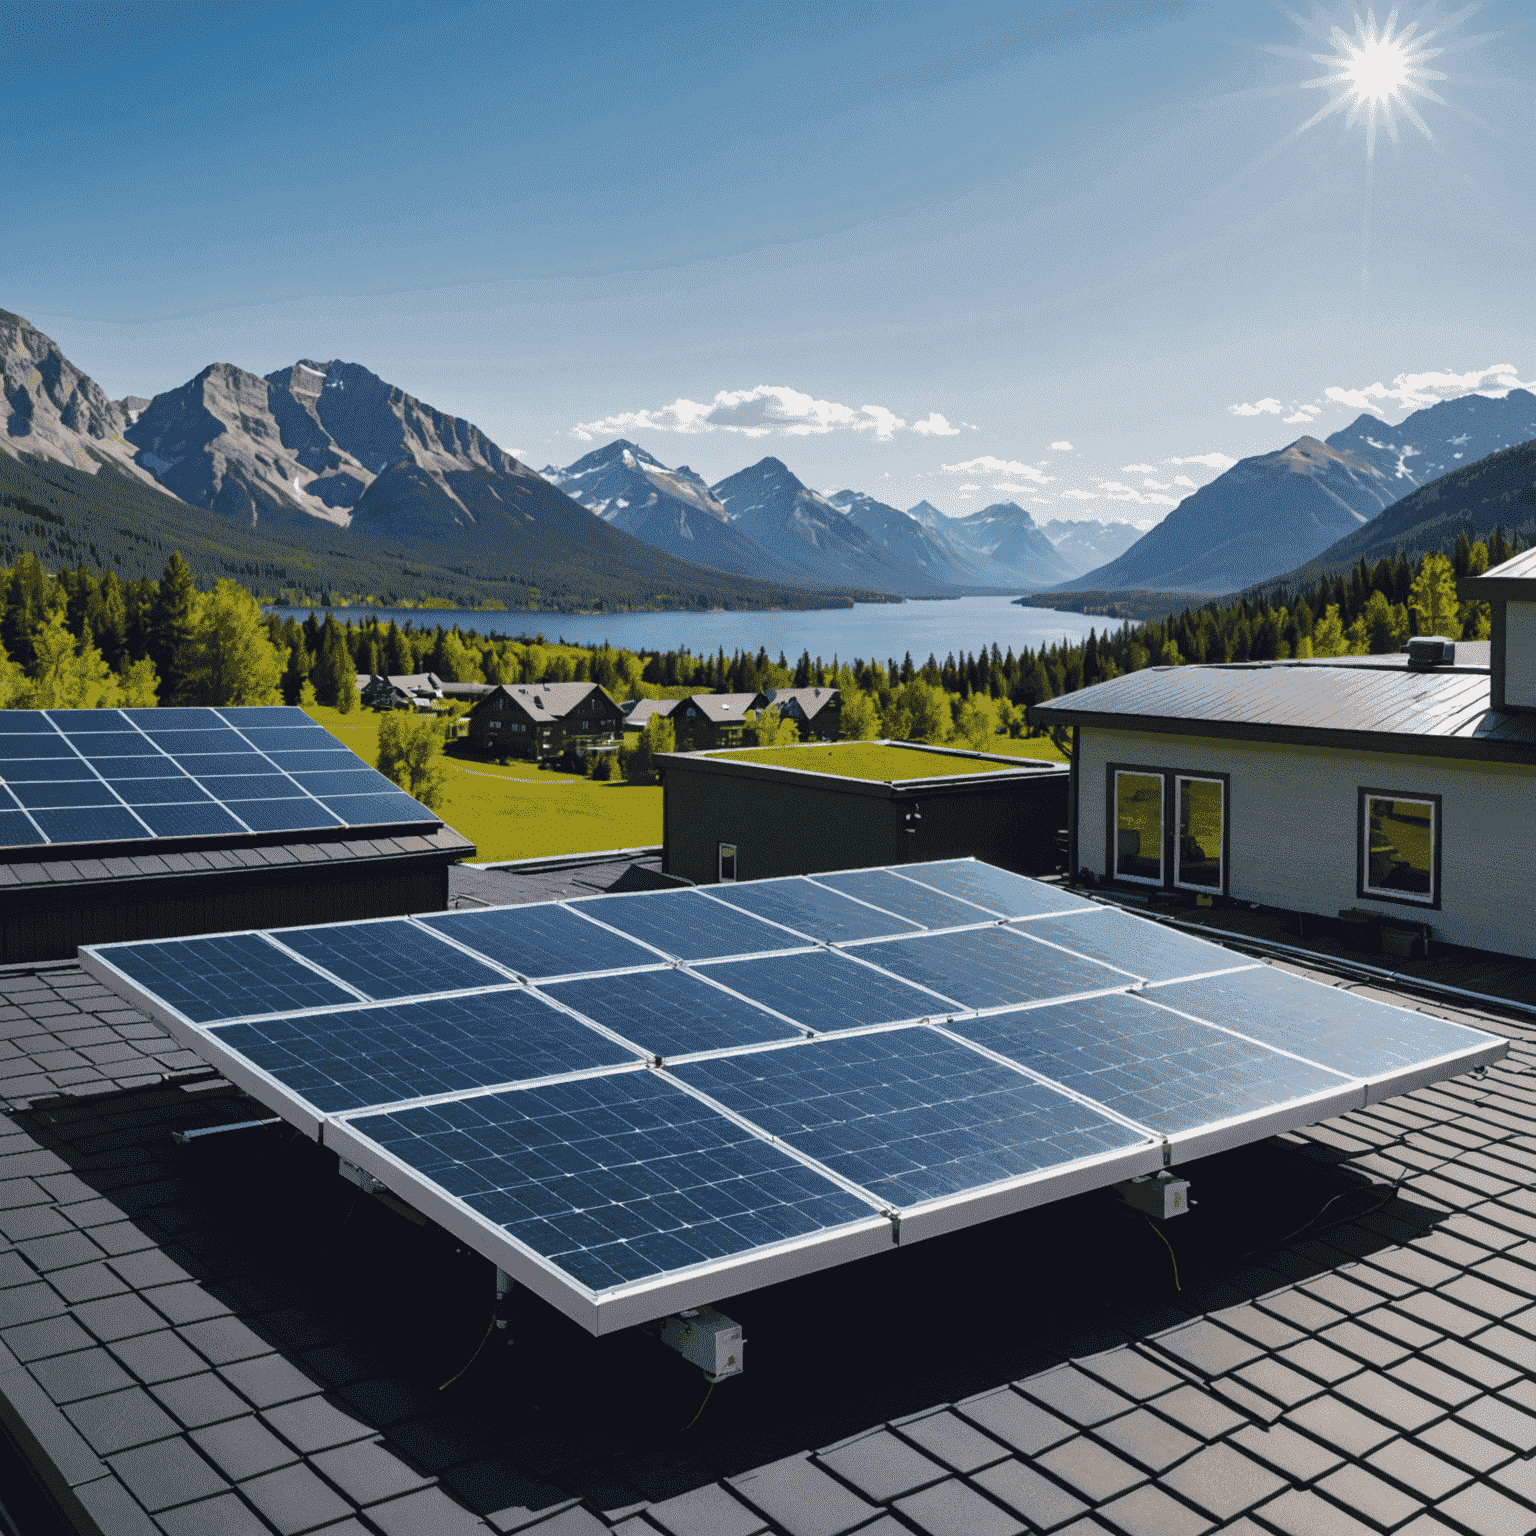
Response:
1409,553,1462,640
149,554,200,705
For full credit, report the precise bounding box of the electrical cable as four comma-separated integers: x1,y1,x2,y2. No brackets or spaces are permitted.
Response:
1144,1216,1181,1291
682,1380,715,1432
439,1312,498,1392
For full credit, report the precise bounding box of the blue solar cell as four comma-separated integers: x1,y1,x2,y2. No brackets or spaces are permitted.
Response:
1024,908,1242,983
321,793,435,826
223,799,339,833
218,707,316,728
1148,968,1494,1080
674,1029,1145,1208
90,757,180,779
99,931,361,1022
114,777,212,805
574,888,810,961
175,753,273,775
0,811,44,846
10,780,120,810
811,869,997,930
72,735,166,759
0,758,96,782
31,807,151,844
234,727,348,754
144,729,249,756
417,904,665,980
896,860,1097,920
0,714,55,734
136,708,225,730
349,1072,875,1290
48,710,136,732
697,949,951,1033
290,770,389,797
855,927,1130,1011
708,879,922,944
261,750,360,773
0,787,19,811
544,969,802,1058
211,989,641,1114
0,736,76,760
273,918,506,1000
197,773,305,800
950,991,1350,1135
136,803,249,838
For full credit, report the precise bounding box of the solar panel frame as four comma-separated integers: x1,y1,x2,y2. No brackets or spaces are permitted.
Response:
701,877,927,944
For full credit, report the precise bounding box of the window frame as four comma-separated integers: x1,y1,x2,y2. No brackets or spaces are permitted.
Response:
718,842,738,883
1358,787,1441,910
1105,763,1230,897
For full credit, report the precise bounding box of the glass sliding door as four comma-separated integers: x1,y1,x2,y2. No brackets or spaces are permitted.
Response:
1175,776,1224,891
1114,771,1164,884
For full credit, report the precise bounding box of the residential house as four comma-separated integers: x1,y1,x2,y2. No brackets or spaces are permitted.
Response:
1030,548,1536,956
762,685,842,741
465,682,626,760
620,697,679,737
669,692,768,752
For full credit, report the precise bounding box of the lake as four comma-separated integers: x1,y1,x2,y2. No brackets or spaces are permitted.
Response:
264,595,1105,663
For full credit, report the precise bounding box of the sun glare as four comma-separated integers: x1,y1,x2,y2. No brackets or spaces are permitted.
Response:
1300,6,1448,160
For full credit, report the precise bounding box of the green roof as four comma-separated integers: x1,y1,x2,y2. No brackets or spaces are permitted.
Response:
709,743,1018,781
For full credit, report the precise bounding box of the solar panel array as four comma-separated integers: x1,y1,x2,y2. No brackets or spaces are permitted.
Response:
0,707,435,849
81,860,1505,1334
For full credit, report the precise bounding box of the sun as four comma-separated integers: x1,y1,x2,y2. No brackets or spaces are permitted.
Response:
1298,7,1449,160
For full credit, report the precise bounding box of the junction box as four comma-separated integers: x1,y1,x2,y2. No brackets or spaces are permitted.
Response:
1114,1171,1192,1219
658,1307,745,1381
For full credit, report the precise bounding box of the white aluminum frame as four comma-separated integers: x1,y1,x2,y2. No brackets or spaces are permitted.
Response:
1173,773,1225,894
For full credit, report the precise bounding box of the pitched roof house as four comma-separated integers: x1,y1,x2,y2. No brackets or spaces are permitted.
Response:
762,686,842,740
1031,549,1536,957
464,683,625,759
669,692,767,752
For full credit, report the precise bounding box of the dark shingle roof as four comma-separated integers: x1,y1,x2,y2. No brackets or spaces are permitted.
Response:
0,933,1533,1535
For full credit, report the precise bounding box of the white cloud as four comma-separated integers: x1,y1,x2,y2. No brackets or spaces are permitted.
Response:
1141,477,1172,491
1050,440,1074,451
1060,488,1097,500
1098,481,1178,507
1174,475,1197,488
941,455,1052,484
1324,364,1536,416
1167,452,1238,471
957,482,981,497
1121,463,1155,473
573,384,909,442
1283,404,1322,425
912,412,961,437
1229,398,1283,417
992,482,1051,498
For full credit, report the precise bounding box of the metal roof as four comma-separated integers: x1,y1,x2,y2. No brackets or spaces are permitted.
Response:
1466,545,1536,598
471,683,613,720
764,686,841,719
679,691,766,722
1031,661,1536,758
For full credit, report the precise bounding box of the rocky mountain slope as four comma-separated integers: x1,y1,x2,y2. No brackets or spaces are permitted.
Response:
542,440,812,587
1038,517,1144,575
827,489,993,587
942,501,1075,586
1325,389,1536,491
1056,437,1400,594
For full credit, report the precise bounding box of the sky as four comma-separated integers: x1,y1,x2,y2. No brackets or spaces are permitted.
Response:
5,0,1533,525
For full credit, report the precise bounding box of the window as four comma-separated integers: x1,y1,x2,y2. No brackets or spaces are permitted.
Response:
1108,765,1228,894
1360,790,1439,907
718,843,737,882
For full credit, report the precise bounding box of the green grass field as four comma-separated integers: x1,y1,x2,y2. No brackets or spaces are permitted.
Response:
304,706,661,861
712,736,1067,780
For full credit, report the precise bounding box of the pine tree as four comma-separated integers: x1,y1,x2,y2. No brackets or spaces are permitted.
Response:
149,554,200,705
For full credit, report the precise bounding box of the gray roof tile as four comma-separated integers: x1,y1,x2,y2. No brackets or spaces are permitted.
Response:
1034,1436,1145,1502
816,1428,946,1501
893,1476,1026,1535
106,1434,228,1513
893,1408,1010,1474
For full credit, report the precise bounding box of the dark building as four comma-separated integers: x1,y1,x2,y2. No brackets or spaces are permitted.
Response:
659,743,1068,884
669,693,767,752
763,685,841,740
464,683,625,760
0,705,470,961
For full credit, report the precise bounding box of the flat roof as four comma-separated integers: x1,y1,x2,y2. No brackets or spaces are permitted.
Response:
1031,660,1536,762
0,935,1531,1534
701,741,1061,782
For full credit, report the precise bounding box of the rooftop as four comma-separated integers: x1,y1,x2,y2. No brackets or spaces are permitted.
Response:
2,857,1533,1536
706,742,1056,782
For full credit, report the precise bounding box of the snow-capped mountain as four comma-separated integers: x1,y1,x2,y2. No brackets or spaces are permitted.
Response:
1325,389,1536,491
542,440,810,586
939,502,1075,587
827,489,995,588
1037,518,1146,575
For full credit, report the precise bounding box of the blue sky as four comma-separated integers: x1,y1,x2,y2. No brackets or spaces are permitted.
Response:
6,0,1532,523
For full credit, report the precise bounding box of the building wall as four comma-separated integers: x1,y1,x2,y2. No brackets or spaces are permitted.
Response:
1076,727,1536,956
663,764,1067,884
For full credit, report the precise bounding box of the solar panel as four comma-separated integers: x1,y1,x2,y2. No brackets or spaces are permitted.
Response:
81,858,1508,1335
210,989,642,1117
673,1028,1147,1208
695,949,955,1034
896,860,1097,919
332,1072,885,1299
573,888,810,960
706,878,924,944
853,926,1132,1011
809,868,997,930
542,968,803,1059
0,708,436,851
271,918,508,1000
417,904,667,980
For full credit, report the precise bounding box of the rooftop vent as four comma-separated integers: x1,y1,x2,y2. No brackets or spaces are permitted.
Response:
1407,636,1456,671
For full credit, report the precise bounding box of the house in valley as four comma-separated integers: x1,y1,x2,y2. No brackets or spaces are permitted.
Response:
762,685,842,741
464,683,626,760
669,692,768,752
